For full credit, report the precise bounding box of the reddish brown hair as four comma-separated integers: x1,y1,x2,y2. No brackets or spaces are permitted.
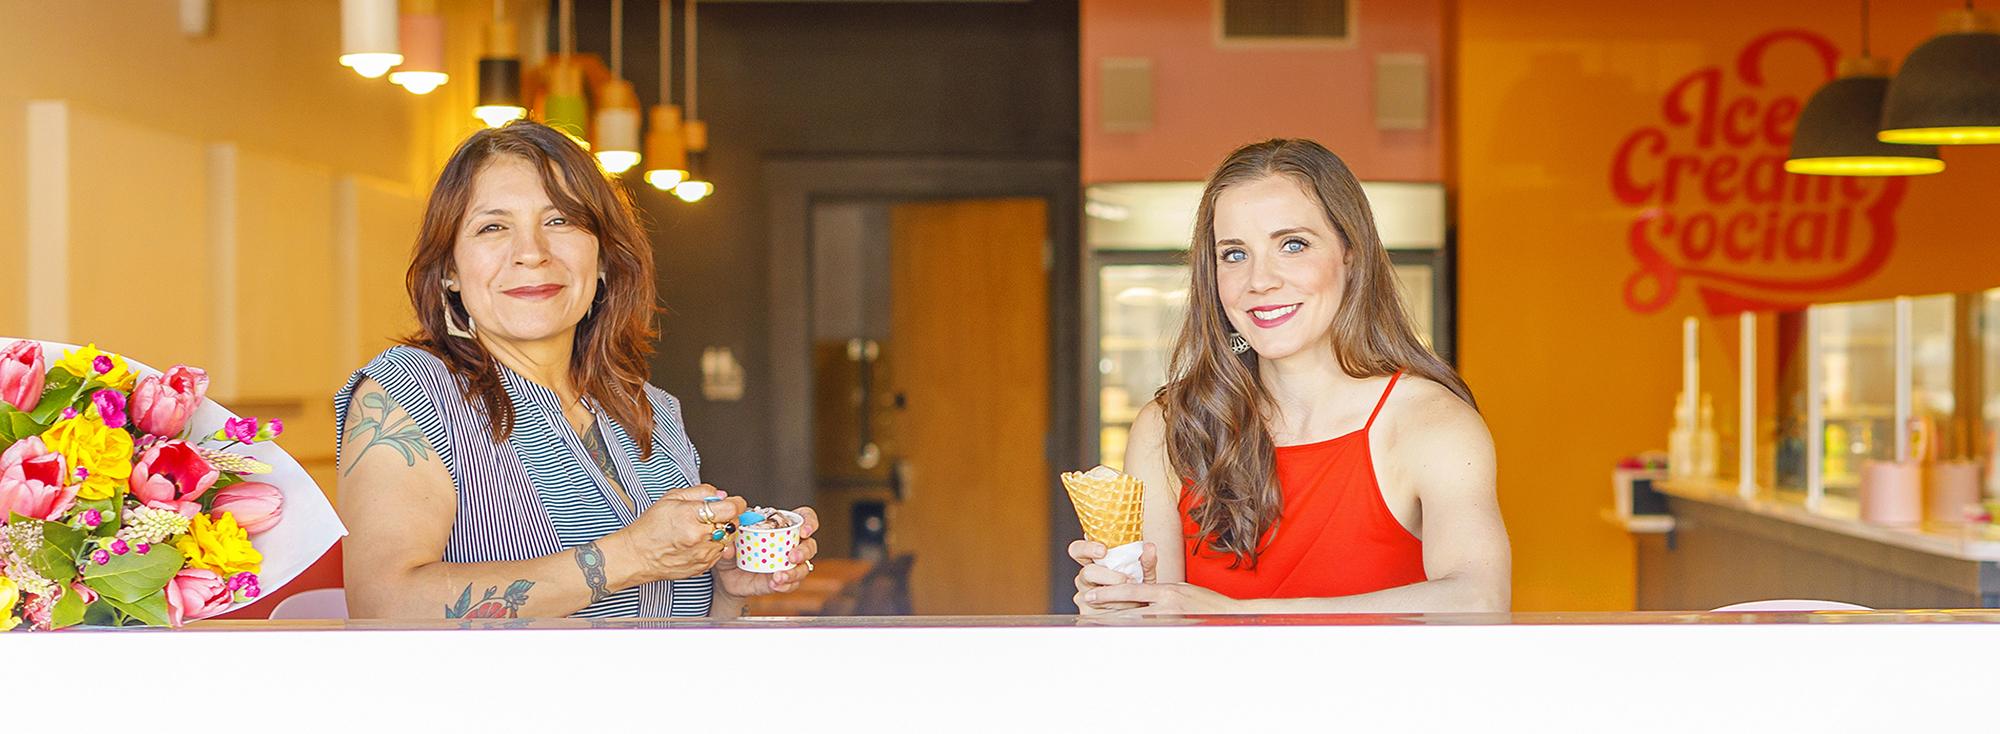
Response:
402,121,662,457
1162,139,1475,568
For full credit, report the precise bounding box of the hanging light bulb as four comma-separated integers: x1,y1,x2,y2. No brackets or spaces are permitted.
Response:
340,0,402,79
1787,2,1945,175
596,80,643,173
1880,3,2000,145
643,0,688,189
594,0,642,173
390,0,449,95
645,105,689,189
543,57,591,146
674,119,714,202
540,0,589,146
670,0,712,202
475,2,526,127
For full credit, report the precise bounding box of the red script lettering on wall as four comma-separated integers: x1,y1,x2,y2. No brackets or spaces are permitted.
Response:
1611,30,1904,315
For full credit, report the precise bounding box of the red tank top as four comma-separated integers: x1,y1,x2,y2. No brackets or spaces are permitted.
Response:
1180,372,1425,599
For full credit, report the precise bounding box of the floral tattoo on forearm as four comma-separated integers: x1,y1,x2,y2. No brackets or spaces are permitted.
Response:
445,580,535,619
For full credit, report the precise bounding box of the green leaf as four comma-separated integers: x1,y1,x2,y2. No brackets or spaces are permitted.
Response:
25,370,86,422
82,599,118,626
104,591,170,627
0,409,46,444
50,588,85,629
82,545,183,603
27,517,86,582
446,584,472,618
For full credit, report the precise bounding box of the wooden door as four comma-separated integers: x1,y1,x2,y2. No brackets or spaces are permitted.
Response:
888,198,1049,614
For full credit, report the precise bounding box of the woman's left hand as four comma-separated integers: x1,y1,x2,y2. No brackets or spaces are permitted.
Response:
1082,581,1235,615
715,506,820,597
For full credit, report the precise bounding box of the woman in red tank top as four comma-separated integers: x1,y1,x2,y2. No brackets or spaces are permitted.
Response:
1071,140,1510,614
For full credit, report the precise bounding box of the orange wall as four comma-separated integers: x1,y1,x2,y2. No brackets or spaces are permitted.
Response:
1082,0,1446,183
1459,0,2000,610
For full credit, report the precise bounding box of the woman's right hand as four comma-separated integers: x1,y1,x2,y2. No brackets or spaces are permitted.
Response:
612,484,745,585
1069,540,1157,614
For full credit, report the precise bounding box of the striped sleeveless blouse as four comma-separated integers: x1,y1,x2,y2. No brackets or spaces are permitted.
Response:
334,345,713,617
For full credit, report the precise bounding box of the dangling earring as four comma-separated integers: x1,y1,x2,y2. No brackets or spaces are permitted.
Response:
1228,331,1251,355
441,278,475,339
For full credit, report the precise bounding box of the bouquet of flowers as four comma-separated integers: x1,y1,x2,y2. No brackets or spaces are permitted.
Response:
0,339,344,630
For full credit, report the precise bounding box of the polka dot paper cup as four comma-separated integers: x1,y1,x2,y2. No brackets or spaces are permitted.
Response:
733,509,804,573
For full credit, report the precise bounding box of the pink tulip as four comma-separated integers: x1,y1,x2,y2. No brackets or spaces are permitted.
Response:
128,366,208,438
0,341,46,412
211,481,284,534
129,440,218,506
0,436,77,521
165,568,231,627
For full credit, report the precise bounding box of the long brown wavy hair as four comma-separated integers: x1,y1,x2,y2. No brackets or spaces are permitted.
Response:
402,121,663,457
1163,139,1475,568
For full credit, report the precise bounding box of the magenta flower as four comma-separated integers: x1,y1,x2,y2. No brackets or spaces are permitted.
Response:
82,508,102,528
136,542,152,554
0,341,46,412
90,389,127,429
223,417,258,443
92,355,113,375
110,538,129,555
264,419,284,440
91,549,110,565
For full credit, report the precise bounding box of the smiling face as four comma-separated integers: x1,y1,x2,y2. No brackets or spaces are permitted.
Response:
1210,174,1348,362
449,155,602,348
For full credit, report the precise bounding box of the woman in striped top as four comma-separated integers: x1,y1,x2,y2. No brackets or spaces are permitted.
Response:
336,121,819,619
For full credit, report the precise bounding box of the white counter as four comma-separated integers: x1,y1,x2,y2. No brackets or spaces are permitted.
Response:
10,612,2000,731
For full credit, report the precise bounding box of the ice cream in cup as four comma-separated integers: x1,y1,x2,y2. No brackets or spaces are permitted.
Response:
733,506,804,573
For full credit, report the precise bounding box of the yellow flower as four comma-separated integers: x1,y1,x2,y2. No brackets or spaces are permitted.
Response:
40,414,132,501
175,512,262,577
0,577,18,616
54,344,137,392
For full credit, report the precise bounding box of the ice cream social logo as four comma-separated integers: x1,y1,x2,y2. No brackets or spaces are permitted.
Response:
1612,29,1905,314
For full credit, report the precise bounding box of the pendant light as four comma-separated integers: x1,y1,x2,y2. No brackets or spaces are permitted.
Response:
673,0,713,202
475,0,526,127
644,0,689,190
594,0,643,174
542,0,590,146
1787,1,1945,175
340,0,402,79
1880,2,2000,145
391,0,449,94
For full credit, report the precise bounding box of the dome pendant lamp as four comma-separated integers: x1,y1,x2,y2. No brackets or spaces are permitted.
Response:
1787,1,1945,175
1880,2,2000,145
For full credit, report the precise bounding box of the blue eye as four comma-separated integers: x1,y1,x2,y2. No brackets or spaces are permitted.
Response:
1220,248,1248,264
1281,238,1309,254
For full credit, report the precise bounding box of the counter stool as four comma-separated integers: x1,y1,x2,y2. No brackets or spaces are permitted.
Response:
268,587,350,620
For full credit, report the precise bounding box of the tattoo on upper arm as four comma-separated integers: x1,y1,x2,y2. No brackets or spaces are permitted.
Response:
576,541,610,605
344,389,431,476
445,580,535,618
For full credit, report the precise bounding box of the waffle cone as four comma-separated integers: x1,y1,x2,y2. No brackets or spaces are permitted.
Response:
1061,467,1145,547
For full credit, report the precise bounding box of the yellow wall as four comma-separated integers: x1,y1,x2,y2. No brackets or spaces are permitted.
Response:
1459,0,2000,610
0,0,505,494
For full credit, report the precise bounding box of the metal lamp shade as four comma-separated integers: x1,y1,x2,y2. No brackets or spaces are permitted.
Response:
1880,12,2000,145
1788,73,1943,176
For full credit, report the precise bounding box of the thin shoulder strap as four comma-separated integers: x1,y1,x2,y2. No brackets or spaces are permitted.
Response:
1364,371,1404,432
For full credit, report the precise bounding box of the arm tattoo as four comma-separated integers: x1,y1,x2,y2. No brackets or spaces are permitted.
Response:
445,580,535,618
575,541,610,605
343,389,431,476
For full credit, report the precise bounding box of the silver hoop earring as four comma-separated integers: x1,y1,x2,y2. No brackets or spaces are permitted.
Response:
1228,332,1251,355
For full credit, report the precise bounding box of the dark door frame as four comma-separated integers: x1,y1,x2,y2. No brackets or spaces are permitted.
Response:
763,156,1083,614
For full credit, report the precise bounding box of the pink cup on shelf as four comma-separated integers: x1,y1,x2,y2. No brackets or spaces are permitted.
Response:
1859,460,1921,526
1929,460,1981,523
733,509,804,573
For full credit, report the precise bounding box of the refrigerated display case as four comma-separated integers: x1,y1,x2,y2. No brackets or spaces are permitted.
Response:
1082,181,1452,467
